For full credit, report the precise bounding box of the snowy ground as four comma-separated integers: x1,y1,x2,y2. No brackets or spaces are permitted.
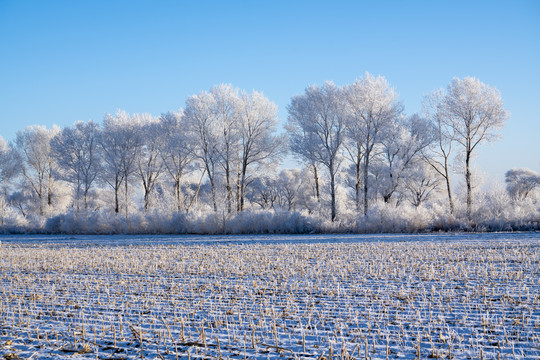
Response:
0,233,539,359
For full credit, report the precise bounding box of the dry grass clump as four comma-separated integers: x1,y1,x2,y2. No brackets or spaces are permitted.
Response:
0,236,539,359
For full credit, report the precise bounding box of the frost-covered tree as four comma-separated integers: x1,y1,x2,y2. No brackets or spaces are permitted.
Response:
404,164,441,208
236,90,285,211
444,77,508,220
378,114,435,203
287,82,346,221
15,125,60,215
276,169,303,211
284,126,322,204
184,90,221,212
342,130,364,210
135,114,163,212
344,73,402,215
211,84,240,213
422,89,456,214
246,175,279,210
0,136,20,225
0,137,19,195
185,84,284,213
505,168,540,201
159,111,194,212
51,120,100,211
99,111,143,215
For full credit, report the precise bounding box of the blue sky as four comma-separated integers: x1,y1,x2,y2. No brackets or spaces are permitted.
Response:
1,0,539,182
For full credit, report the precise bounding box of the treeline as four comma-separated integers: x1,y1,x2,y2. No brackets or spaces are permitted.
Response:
1,73,539,234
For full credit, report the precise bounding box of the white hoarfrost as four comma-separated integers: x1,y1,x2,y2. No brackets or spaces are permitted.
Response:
0,233,539,359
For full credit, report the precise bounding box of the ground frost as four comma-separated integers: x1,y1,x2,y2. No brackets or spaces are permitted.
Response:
0,235,539,359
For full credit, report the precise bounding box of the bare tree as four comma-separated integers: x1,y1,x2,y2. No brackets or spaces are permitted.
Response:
236,90,285,211
185,84,283,213
444,77,508,220
99,111,142,215
247,175,280,210
276,169,303,211
342,126,364,210
0,136,20,196
212,84,240,213
51,120,100,211
378,114,435,203
285,124,322,204
422,90,456,213
135,114,163,212
405,164,441,208
184,90,221,212
287,81,345,221
159,111,194,212
0,137,21,226
15,126,60,215
505,168,540,201
344,73,402,216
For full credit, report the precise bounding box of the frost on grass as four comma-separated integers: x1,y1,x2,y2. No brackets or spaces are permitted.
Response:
0,236,539,359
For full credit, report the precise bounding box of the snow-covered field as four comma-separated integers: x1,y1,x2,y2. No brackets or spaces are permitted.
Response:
1,233,539,359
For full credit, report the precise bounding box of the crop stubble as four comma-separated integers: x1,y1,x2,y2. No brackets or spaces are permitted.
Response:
0,237,539,359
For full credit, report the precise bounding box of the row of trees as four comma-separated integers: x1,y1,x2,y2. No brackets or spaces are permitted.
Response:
0,73,532,232
0,85,286,222
287,74,509,221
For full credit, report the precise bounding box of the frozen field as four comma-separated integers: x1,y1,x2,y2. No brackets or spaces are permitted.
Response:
0,233,539,359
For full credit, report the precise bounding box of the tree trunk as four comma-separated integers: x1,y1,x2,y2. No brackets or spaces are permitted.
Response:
144,189,150,212
383,173,394,203
329,161,336,222
84,186,89,210
355,149,362,211
38,182,44,216
465,149,472,221
363,155,370,217
444,160,455,214
114,175,120,213
47,172,53,208
237,165,242,212
124,176,129,218
1,198,5,228
210,179,217,212
239,171,245,212
239,158,250,212
76,177,81,212
1,186,5,226
187,169,206,213
206,166,217,212
313,164,320,203
225,161,232,214
176,172,182,212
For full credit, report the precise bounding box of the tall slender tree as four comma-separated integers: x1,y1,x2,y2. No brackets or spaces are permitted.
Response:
51,120,100,211
444,77,508,220
422,89,456,214
0,137,20,226
135,114,163,212
287,81,345,222
15,126,60,215
378,114,435,203
184,91,221,212
159,111,194,212
236,90,285,211
99,110,142,215
344,73,402,216
212,84,240,213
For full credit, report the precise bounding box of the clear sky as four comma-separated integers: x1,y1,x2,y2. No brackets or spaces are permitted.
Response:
1,0,539,182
